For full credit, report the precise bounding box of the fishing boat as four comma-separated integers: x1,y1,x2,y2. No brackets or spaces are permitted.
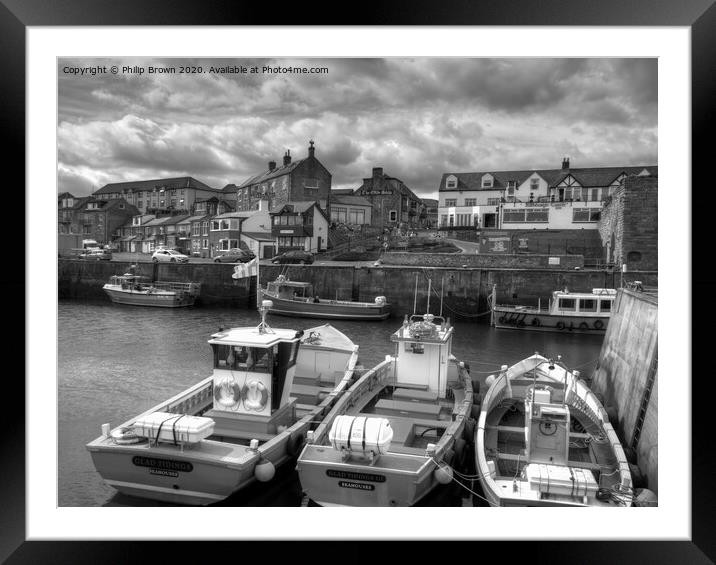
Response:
103,273,201,308
491,285,616,333
296,307,475,507
475,353,634,507
261,274,391,320
86,301,359,505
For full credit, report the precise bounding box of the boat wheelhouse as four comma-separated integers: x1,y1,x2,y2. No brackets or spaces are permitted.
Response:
491,286,616,333
261,274,390,321
103,274,201,308
475,353,634,507
296,312,474,507
86,302,359,505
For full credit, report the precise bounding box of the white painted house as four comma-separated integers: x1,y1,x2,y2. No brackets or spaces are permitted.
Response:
438,159,657,231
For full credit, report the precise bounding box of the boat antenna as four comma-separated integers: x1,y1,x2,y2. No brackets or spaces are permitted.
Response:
440,273,444,317
257,299,275,334
413,273,418,315
426,274,431,314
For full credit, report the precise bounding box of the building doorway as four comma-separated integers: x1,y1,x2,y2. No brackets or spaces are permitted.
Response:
483,213,497,228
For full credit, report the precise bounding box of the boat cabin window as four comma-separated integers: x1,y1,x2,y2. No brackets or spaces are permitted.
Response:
213,344,273,372
405,342,425,354
558,298,576,311
599,299,612,312
579,299,597,312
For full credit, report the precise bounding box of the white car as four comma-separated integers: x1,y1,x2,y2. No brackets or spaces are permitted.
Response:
151,249,189,263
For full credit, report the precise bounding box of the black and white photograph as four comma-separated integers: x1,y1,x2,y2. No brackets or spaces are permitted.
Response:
15,20,698,557
56,55,659,511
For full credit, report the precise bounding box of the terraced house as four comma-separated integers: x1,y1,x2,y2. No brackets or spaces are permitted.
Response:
234,140,332,212
438,159,658,231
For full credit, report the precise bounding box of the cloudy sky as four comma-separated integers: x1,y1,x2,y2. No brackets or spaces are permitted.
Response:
58,57,657,200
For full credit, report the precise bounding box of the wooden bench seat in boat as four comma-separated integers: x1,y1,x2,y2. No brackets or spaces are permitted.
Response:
374,399,442,419
291,373,323,387
392,388,439,403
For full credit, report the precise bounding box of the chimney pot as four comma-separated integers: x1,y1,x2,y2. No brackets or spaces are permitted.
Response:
372,167,383,179
268,160,276,171
283,150,292,166
308,139,315,158
562,157,570,171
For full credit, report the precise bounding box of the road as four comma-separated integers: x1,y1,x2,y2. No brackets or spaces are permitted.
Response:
106,252,379,268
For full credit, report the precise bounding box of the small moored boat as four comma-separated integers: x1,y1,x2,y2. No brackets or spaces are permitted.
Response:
296,311,474,507
103,273,201,308
475,353,634,507
491,285,616,333
261,274,391,320
86,301,359,505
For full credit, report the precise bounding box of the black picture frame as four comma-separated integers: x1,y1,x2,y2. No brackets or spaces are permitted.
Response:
6,1,709,562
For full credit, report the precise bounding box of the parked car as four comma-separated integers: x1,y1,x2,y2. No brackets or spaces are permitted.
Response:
79,248,112,261
152,249,189,263
213,248,256,263
271,250,314,265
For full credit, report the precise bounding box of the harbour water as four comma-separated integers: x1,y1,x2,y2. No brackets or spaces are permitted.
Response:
58,299,606,507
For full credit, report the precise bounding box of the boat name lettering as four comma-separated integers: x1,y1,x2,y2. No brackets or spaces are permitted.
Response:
338,481,375,491
132,456,193,473
149,469,179,478
326,469,386,483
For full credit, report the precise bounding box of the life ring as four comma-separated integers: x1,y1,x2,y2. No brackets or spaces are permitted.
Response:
579,322,589,330
556,321,566,330
110,426,145,445
242,380,269,411
594,319,605,330
531,317,541,327
214,377,243,407
287,432,305,457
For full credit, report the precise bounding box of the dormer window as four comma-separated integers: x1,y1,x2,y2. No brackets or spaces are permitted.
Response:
445,175,458,189
481,174,494,188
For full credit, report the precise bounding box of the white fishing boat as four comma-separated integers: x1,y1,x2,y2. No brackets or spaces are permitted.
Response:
261,274,391,321
103,273,201,308
296,305,475,506
491,285,616,333
475,353,634,507
86,301,359,505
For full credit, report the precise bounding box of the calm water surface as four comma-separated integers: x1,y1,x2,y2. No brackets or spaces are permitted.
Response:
58,299,605,507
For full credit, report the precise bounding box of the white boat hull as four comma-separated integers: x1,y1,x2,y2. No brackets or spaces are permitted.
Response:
104,286,196,308
493,308,609,333
261,291,391,320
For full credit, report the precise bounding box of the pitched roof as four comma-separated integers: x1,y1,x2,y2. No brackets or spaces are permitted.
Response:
241,231,274,241
269,201,317,214
439,165,658,191
330,188,355,196
93,176,219,195
237,159,306,188
330,194,372,207
143,216,175,226
159,214,191,225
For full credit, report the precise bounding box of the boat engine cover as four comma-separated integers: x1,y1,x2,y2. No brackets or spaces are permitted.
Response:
329,415,393,455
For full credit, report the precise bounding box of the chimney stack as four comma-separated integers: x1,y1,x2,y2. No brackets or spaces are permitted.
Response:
283,150,291,167
308,139,315,158
562,157,570,171
372,167,383,179
268,160,276,171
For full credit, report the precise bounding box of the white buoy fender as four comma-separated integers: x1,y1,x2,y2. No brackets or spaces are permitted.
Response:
254,460,276,482
485,374,496,388
434,464,453,484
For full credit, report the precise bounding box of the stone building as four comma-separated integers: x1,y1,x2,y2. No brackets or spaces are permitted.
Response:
353,167,424,230
234,140,332,212
598,174,658,271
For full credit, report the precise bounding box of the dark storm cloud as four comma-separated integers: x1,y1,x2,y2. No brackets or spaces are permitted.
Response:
57,57,657,198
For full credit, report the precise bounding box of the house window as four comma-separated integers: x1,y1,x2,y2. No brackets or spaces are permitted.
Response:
530,179,539,192
440,214,448,227
445,175,457,189
481,175,493,188
503,209,526,222
487,198,501,206
137,201,143,208
444,199,457,207
202,222,209,236
526,208,548,222
389,210,397,222
572,208,601,222
590,188,601,202
464,198,476,206
304,178,319,189
348,210,364,225
219,239,239,250
211,220,220,231
306,214,313,225
573,188,583,201
202,238,209,249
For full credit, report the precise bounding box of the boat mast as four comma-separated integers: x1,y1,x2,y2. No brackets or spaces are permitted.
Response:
413,273,418,315
440,274,444,317
426,274,431,314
